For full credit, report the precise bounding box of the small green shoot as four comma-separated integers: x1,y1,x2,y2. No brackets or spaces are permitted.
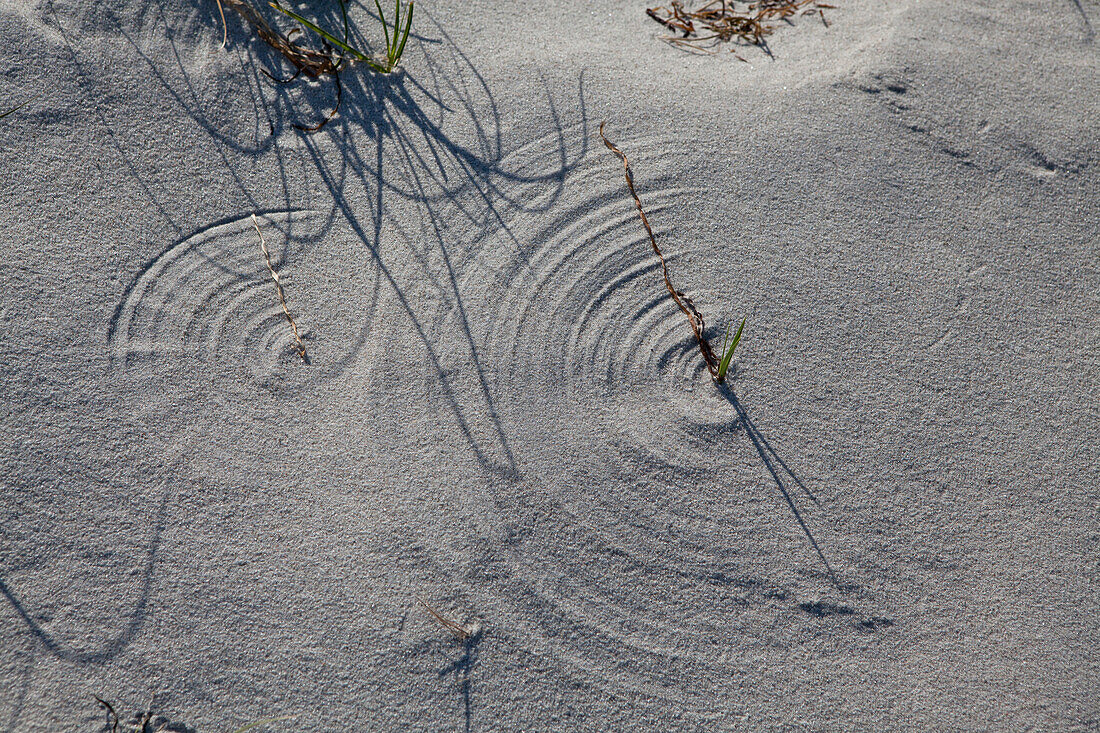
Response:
716,317,745,384
268,0,413,74
0,99,30,120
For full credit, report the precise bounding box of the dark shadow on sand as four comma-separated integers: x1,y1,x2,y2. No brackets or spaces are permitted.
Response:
716,382,844,589
263,5,588,478
438,630,482,733
0,484,170,665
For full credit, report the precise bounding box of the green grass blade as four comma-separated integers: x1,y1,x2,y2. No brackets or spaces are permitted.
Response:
0,99,30,120
373,0,391,57
394,0,413,64
269,2,368,61
717,317,745,382
390,0,402,64
229,716,297,733
340,0,350,47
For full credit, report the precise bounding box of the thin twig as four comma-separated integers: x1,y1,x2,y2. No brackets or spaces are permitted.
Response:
599,122,720,380
419,600,471,641
251,215,308,361
92,695,119,730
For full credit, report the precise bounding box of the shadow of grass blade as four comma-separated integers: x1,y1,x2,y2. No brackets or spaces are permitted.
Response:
717,317,745,383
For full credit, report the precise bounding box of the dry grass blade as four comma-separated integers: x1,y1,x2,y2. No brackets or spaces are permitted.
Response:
251,215,308,362
599,122,721,380
214,0,228,47
419,600,472,641
94,697,120,733
646,0,833,56
0,99,31,120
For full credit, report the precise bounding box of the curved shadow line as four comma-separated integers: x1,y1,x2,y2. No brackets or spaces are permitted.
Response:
302,129,518,477
0,484,170,665
47,0,182,234
1068,0,1095,40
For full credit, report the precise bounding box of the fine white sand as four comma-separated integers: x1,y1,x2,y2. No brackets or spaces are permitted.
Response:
1,0,1098,730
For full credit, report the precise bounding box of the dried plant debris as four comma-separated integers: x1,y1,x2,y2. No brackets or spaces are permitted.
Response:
220,0,345,78
217,0,412,131
599,122,732,383
252,215,309,362
419,599,475,641
219,0,346,130
93,697,291,733
646,0,834,58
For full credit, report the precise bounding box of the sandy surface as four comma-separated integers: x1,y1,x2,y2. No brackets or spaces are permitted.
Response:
1,0,1098,730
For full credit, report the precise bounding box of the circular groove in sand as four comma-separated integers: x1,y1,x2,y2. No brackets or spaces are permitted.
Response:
108,209,380,397
426,147,840,701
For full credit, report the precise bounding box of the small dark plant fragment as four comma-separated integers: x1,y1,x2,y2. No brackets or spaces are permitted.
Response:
0,99,31,120
599,122,744,385
646,0,834,58
93,697,292,733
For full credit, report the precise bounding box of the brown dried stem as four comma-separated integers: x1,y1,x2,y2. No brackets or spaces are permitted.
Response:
251,215,308,362
599,122,721,381
419,600,472,641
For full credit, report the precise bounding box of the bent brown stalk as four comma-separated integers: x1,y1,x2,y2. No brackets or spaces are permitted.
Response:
599,122,721,381
419,599,472,641
251,215,308,362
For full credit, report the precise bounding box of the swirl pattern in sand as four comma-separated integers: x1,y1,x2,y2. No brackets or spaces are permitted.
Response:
108,209,380,398
430,145,852,702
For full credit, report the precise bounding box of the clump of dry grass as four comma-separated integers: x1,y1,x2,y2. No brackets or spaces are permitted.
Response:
646,0,834,58
215,0,412,130
94,696,293,733
220,0,345,78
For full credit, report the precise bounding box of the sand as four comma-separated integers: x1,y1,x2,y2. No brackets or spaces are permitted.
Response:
1,0,1097,730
